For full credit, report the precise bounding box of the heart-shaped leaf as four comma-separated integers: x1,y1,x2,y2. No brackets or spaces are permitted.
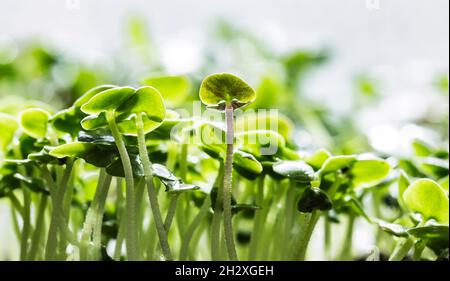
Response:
297,187,332,213
0,113,18,152
142,75,191,108
80,86,135,114
116,86,165,125
199,73,256,108
74,85,117,109
19,108,50,139
403,179,449,223
319,155,357,175
349,158,391,188
272,160,314,183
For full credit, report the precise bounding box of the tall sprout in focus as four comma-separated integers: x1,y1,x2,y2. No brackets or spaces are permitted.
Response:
199,73,256,260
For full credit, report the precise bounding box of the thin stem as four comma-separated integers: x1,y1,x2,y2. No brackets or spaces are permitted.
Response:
164,194,179,233
180,143,188,181
8,192,24,218
413,241,426,261
80,169,107,260
92,173,113,260
28,194,48,261
293,210,320,260
248,175,265,260
113,212,126,261
106,111,138,261
135,112,172,261
211,163,224,260
135,178,147,258
281,183,297,258
339,213,355,260
40,165,59,260
324,216,331,259
56,159,74,260
10,204,21,241
179,196,211,260
389,238,414,261
19,188,31,260
223,104,238,261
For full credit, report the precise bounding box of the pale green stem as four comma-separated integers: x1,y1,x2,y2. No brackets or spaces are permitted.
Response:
413,241,426,261
28,194,48,261
106,111,138,260
339,214,355,260
223,104,238,261
211,162,224,260
80,168,107,260
135,113,172,261
8,192,24,218
248,175,265,260
56,159,74,259
19,188,31,260
180,196,211,260
113,212,126,261
281,183,296,258
293,210,320,260
164,194,179,232
40,166,59,260
92,173,113,260
389,238,414,261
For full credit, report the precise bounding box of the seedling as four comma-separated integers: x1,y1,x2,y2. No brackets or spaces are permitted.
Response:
0,74,447,262
199,73,256,260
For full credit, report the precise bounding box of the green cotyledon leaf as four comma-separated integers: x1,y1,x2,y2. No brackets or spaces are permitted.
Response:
403,179,449,224
272,160,315,183
19,108,51,139
142,75,191,108
319,155,357,175
80,86,136,115
49,142,117,167
0,113,18,152
349,158,391,189
232,150,263,180
199,73,256,108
